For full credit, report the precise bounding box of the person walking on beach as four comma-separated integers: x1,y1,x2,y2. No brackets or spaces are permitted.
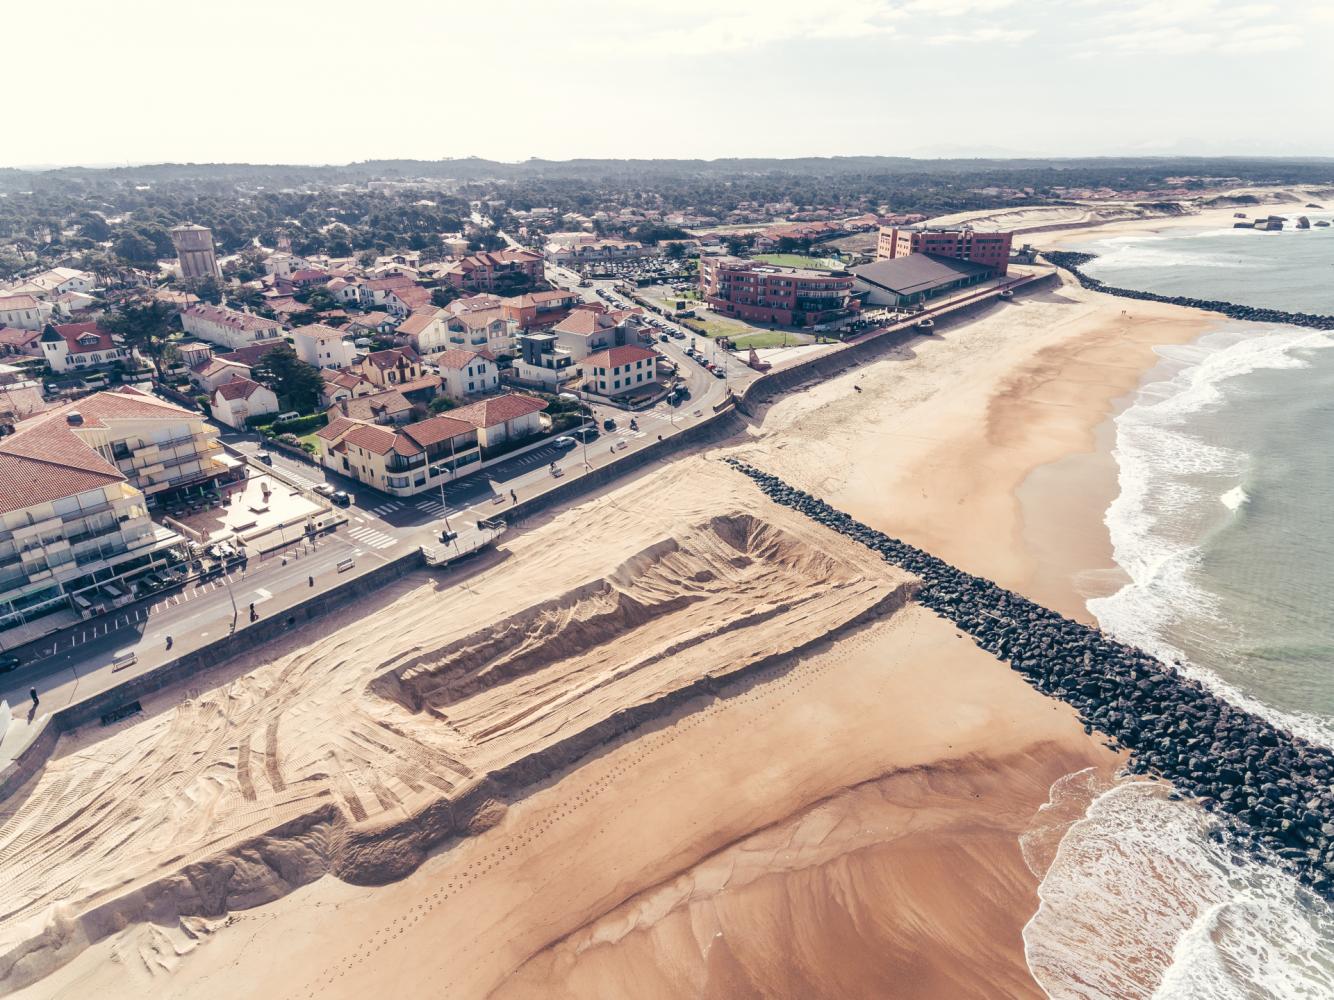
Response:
29,687,38,709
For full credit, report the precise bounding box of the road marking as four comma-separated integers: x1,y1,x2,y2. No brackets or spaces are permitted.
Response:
347,526,398,550
369,502,403,516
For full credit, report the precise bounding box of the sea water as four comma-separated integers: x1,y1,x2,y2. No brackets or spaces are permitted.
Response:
1024,214,1334,999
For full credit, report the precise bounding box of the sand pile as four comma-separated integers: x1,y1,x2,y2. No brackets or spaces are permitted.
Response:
0,465,910,993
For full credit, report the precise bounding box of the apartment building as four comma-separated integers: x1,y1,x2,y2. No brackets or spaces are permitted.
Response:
543,237,654,267
440,249,544,292
3,267,96,300
551,307,632,361
513,332,575,388
315,413,482,496
180,303,284,351
315,393,547,497
698,257,858,328
0,391,237,628
582,344,658,398
445,307,517,355
876,226,1012,276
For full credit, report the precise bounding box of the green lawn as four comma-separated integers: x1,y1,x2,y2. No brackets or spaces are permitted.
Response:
726,330,817,350
750,253,844,271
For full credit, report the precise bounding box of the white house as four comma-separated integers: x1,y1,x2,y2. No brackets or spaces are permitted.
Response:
210,377,279,429
436,349,499,398
291,323,356,369
0,294,53,332
180,303,284,351
395,308,451,356
39,322,132,374
446,308,517,355
581,344,658,398
189,356,252,392
4,267,97,300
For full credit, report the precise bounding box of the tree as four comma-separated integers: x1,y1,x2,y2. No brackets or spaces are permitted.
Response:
428,395,457,413
182,274,223,304
102,298,177,373
722,233,755,256
113,230,159,267
253,343,323,413
664,242,686,262
430,286,460,308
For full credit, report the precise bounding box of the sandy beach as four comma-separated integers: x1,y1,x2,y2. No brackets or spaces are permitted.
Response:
2,257,1226,998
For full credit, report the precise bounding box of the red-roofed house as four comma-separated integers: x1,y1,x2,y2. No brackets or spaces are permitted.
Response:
181,303,284,351
440,249,543,292
448,392,548,448
314,411,481,496
39,322,132,374
0,325,45,358
581,345,658,398
210,377,279,429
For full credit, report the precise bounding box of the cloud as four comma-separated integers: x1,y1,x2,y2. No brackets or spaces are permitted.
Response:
904,0,1017,14
609,0,903,55
928,26,1035,44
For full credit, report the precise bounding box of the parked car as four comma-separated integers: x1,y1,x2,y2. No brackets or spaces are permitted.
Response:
659,334,671,343
571,426,599,442
0,654,21,673
553,436,577,449
713,368,727,379
331,490,351,507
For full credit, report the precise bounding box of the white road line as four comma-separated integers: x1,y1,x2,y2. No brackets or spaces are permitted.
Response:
347,526,398,550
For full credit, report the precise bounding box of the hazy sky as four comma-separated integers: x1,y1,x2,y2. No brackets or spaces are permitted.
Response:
13,0,1334,166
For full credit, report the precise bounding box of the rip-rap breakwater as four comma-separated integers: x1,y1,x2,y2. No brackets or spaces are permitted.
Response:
1042,249,1334,330
723,458,1334,900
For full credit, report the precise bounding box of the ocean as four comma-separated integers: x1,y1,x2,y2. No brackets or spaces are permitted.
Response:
1024,213,1334,999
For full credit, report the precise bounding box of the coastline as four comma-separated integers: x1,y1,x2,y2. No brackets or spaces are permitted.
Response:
5,267,1229,999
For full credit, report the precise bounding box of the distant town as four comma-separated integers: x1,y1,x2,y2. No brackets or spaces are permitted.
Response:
0,154,1321,655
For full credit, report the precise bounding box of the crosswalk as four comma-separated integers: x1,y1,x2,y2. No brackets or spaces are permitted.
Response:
276,466,321,491
414,498,457,517
347,525,398,550
369,501,404,517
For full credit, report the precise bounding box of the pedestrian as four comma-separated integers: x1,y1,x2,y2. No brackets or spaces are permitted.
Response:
29,687,38,709
510,489,517,503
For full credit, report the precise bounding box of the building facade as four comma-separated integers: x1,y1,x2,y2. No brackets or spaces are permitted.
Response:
436,350,499,398
441,249,544,292
170,223,222,280
582,345,658,398
291,323,356,369
698,257,857,327
39,323,133,374
876,227,1012,276
210,378,279,429
181,304,285,351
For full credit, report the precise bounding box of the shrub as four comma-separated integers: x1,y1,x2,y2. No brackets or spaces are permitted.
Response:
268,412,328,436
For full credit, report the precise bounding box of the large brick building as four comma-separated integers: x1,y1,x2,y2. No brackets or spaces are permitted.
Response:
876,227,1012,276
698,257,858,328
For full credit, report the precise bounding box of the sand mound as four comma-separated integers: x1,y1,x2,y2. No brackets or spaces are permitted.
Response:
0,498,912,993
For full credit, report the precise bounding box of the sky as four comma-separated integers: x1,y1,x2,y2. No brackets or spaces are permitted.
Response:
11,0,1334,167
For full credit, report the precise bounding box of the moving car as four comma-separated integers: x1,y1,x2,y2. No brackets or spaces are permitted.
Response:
571,426,598,442
713,368,727,379
331,490,351,507
0,654,21,673
256,451,273,466
602,418,617,431
313,483,336,498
